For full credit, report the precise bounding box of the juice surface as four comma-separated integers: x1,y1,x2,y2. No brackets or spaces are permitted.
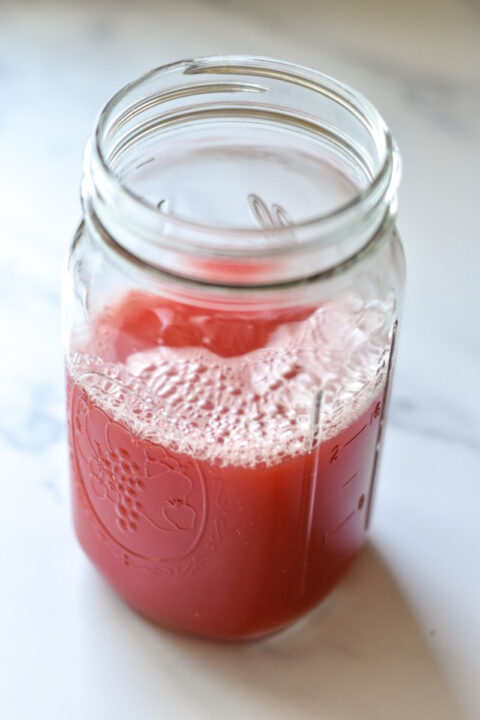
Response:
67,291,385,638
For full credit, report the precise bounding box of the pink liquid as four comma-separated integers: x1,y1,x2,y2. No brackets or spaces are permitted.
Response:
67,291,386,639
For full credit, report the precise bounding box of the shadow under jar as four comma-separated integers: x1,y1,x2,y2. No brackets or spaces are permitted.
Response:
63,56,405,640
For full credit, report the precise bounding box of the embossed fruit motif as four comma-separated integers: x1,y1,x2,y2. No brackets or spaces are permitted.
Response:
71,388,206,563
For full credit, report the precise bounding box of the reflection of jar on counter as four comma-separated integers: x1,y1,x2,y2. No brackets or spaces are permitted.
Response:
63,56,405,639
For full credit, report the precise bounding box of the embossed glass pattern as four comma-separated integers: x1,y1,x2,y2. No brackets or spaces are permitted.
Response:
63,56,405,639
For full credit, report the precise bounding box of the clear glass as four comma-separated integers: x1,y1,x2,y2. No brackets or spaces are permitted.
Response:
63,56,405,640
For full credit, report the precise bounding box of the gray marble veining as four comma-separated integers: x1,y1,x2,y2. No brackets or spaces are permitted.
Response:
390,394,480,455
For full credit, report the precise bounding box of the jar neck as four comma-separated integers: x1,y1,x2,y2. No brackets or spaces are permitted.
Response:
82,56,401,287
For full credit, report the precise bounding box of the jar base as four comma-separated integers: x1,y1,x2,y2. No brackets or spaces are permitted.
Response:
76,521,360,642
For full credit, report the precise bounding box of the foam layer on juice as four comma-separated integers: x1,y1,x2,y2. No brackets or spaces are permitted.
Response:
69,298,393,468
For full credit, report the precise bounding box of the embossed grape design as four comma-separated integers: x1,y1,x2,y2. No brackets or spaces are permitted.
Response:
70,387,211,563
91,443,145,533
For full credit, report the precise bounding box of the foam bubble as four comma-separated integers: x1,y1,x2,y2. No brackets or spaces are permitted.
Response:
68,298,394,467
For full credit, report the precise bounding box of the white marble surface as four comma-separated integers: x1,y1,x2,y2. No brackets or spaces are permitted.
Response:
1,0,479,718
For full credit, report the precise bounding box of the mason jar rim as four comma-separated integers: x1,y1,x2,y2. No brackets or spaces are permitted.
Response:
83,55,401,287
94,55,399,231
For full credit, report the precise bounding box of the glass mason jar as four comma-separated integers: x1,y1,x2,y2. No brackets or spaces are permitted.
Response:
63,56,405,640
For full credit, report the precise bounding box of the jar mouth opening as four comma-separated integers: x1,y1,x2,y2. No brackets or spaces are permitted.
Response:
83,56,400,285
91,56,399,239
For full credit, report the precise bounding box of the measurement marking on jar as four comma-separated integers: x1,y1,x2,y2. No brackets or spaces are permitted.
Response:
342,472,358,488
329,445,340,464
365,319,399,530
343,424,367,448
369,402,382,425
332,510,356,535
135,157,155,170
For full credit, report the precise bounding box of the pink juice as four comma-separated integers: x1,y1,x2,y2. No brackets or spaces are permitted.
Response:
67,290,387,638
